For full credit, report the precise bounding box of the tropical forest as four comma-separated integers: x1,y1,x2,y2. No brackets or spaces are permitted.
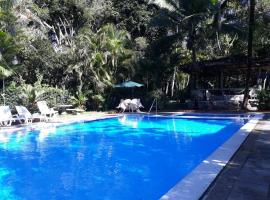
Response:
0,0,270,111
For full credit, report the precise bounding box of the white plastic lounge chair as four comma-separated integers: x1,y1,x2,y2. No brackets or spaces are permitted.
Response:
37,101,58,120
15,106,45,124
0,106,18,126
15,106,33,124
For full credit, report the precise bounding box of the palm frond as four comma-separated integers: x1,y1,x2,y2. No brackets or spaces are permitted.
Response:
0,65,12,78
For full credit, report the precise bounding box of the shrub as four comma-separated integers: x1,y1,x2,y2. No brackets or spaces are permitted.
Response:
0,82,24,107
258,90,270,110
70,92,88,110
90,94,105,111
147,89,169,110
38,87,69,108
0,81,70,112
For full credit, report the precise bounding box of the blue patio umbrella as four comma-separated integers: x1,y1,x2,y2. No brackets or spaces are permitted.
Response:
114,81,144,98
114,81,144,88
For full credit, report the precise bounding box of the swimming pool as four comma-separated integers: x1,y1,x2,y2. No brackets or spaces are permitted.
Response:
0,114,256,200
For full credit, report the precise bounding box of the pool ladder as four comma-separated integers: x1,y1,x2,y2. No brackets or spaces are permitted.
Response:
148,98,158,115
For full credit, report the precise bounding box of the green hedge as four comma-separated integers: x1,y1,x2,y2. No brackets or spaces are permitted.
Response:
0,82,70,112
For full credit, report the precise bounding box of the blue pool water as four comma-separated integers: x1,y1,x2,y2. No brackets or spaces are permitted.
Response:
0,115,246,200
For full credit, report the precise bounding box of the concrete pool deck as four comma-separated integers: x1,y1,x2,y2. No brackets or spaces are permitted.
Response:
201,114,270,200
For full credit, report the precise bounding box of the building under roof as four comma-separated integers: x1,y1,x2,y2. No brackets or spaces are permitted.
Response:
180,56,270,90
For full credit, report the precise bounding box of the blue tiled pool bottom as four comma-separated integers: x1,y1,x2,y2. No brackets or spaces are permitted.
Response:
0,115,246,200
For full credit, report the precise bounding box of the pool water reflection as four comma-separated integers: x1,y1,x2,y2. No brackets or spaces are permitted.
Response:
0,115,245,200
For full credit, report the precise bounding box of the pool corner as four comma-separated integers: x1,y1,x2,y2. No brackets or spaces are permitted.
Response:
159,113,264,200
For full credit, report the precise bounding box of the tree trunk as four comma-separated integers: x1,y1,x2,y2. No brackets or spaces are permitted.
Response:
186,75,190,88
191,30,197,90
263,75,267,89
77,71,83,94
165,81,169,95
171,66,177,97
243,0,256,109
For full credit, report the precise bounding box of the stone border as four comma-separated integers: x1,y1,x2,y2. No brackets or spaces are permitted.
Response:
160,114,264,200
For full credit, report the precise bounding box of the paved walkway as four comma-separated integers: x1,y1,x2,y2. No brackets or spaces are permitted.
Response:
202,117,270,200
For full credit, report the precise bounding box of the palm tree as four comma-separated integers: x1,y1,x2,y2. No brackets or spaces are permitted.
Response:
0,0,20,105
150,0,218,96
152,0,218,61
100,24,131,70
66,24,133,95
68,28,110,94
209,0,256,109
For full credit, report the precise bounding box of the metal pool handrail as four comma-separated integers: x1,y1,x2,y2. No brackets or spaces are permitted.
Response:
148,98,158,115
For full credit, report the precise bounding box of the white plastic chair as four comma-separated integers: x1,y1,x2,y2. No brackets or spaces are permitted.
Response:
130,99,144,112
116,99,126,113
37,101,58,121
116,99,132,113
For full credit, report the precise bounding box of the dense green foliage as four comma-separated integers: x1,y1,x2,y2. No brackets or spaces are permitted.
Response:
0,0,269,110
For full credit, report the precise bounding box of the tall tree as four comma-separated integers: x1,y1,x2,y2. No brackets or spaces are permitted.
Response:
243,0,256,108
149,0,218,95
0,0,19,77
113,0,154,39
0,0,20,104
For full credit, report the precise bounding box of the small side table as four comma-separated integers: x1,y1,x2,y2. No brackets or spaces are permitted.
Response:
56,105,73,115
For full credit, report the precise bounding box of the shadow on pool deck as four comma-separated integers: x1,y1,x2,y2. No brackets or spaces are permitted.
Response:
201,114,270,200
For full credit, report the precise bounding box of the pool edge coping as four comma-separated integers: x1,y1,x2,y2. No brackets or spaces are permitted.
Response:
0,114,121,133
160,113,264,200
